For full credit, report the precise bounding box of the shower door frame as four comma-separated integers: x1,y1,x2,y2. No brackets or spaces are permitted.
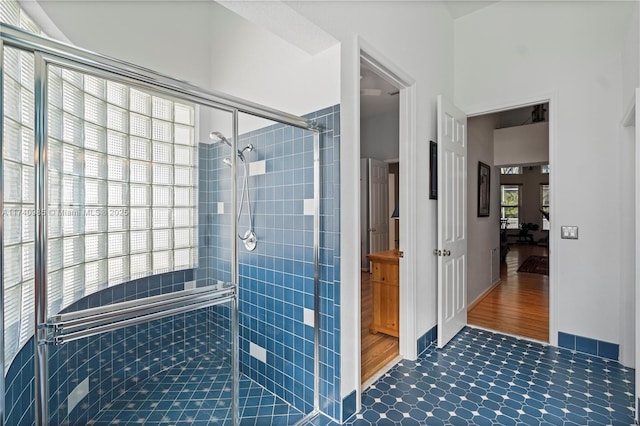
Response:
0,23,322,426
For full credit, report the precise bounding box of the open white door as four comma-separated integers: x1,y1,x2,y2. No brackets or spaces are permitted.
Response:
437,95,468,348
368,158,389,256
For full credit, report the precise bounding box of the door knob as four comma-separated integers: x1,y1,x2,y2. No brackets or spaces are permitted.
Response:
433,249,441,256
443,249,451,256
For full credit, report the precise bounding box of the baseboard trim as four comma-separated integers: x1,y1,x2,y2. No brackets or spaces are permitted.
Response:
467,279,502,311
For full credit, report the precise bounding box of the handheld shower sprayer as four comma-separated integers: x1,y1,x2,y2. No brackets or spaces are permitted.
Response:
212,131,257,251
209,131,231,147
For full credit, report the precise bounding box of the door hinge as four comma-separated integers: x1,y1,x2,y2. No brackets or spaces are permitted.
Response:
398,251,404,258
433,249,441,256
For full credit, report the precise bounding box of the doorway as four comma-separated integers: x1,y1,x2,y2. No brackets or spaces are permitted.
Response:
465,103,551,342
359,58,401,385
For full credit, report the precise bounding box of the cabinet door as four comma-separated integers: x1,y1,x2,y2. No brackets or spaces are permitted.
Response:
371,261,399,336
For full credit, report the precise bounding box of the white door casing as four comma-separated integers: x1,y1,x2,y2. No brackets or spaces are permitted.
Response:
368,158,389,257
437,95,468,348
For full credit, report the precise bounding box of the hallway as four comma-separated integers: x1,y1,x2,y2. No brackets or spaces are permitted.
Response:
468,244,549,342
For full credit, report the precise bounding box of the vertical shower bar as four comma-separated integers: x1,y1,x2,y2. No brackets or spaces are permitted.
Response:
0,39,6,426
34,52,48,426
231,109,240,426
313,129,320,413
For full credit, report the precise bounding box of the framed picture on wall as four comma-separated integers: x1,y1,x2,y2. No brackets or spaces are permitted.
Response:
429,141,437,200
478,161,490,217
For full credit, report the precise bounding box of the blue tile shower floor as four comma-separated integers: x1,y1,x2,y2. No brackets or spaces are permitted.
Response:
343,327,635,425
89,355,306,425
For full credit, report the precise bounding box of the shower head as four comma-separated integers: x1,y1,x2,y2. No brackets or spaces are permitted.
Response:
211,130,254,162
209,131,232,148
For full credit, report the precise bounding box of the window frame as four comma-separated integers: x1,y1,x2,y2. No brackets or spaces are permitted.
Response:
540,183,550,230
500,166,521,175
500,184,521,230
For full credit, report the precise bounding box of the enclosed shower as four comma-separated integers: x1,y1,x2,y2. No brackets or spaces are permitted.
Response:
0,22,340,426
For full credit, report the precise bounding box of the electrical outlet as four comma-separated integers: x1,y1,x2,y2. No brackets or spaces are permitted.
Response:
561,226,579,239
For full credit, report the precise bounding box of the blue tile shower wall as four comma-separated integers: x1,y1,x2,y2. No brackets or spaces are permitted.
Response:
4,269,218,426
311,106,341,422
417,324,438,355
207,105,342,419
5,337,35,425
198,143,233,287
198,142,235,362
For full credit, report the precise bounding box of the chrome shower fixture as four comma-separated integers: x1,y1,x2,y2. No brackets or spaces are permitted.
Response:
209,131,232,147
213,130,257,252
210,131,254,160
240,144,254,155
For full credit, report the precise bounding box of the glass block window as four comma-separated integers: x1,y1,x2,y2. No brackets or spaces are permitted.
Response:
46,65,198,317
2,46,36,367
0,0,43,35
1,0,45,368
1,0,198,367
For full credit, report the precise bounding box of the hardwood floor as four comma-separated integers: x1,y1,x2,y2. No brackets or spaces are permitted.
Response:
361,271,399,384
468,244,549,342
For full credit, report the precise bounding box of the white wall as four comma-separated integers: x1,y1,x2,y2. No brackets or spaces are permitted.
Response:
620,4,640,406
456,2,634,358
361,108,400,160
622,3,639,113
286,0,454,409
36,0,340,117
494,122,549,166
37,1,214,87
467,114,501,305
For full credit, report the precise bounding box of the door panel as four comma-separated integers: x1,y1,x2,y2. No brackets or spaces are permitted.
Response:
368,158,389,256
437,95,468,348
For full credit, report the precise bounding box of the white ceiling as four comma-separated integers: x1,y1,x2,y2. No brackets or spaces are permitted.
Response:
360,61,399,119
443,1,500,19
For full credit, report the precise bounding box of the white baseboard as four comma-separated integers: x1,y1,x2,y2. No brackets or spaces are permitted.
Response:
468,278,502,311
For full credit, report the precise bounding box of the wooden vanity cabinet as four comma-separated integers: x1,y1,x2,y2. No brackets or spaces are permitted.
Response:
367,249,399,337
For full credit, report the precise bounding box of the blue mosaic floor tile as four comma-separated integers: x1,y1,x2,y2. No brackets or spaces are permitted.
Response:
342,327,635,425
89,355,306,425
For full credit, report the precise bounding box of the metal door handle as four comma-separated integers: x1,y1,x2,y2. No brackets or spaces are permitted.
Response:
443,250,451,256
433,249,441,256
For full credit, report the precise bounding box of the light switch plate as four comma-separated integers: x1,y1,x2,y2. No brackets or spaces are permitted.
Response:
561,226,579,239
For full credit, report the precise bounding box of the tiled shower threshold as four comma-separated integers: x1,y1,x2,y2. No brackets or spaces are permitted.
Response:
89,355,306,425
